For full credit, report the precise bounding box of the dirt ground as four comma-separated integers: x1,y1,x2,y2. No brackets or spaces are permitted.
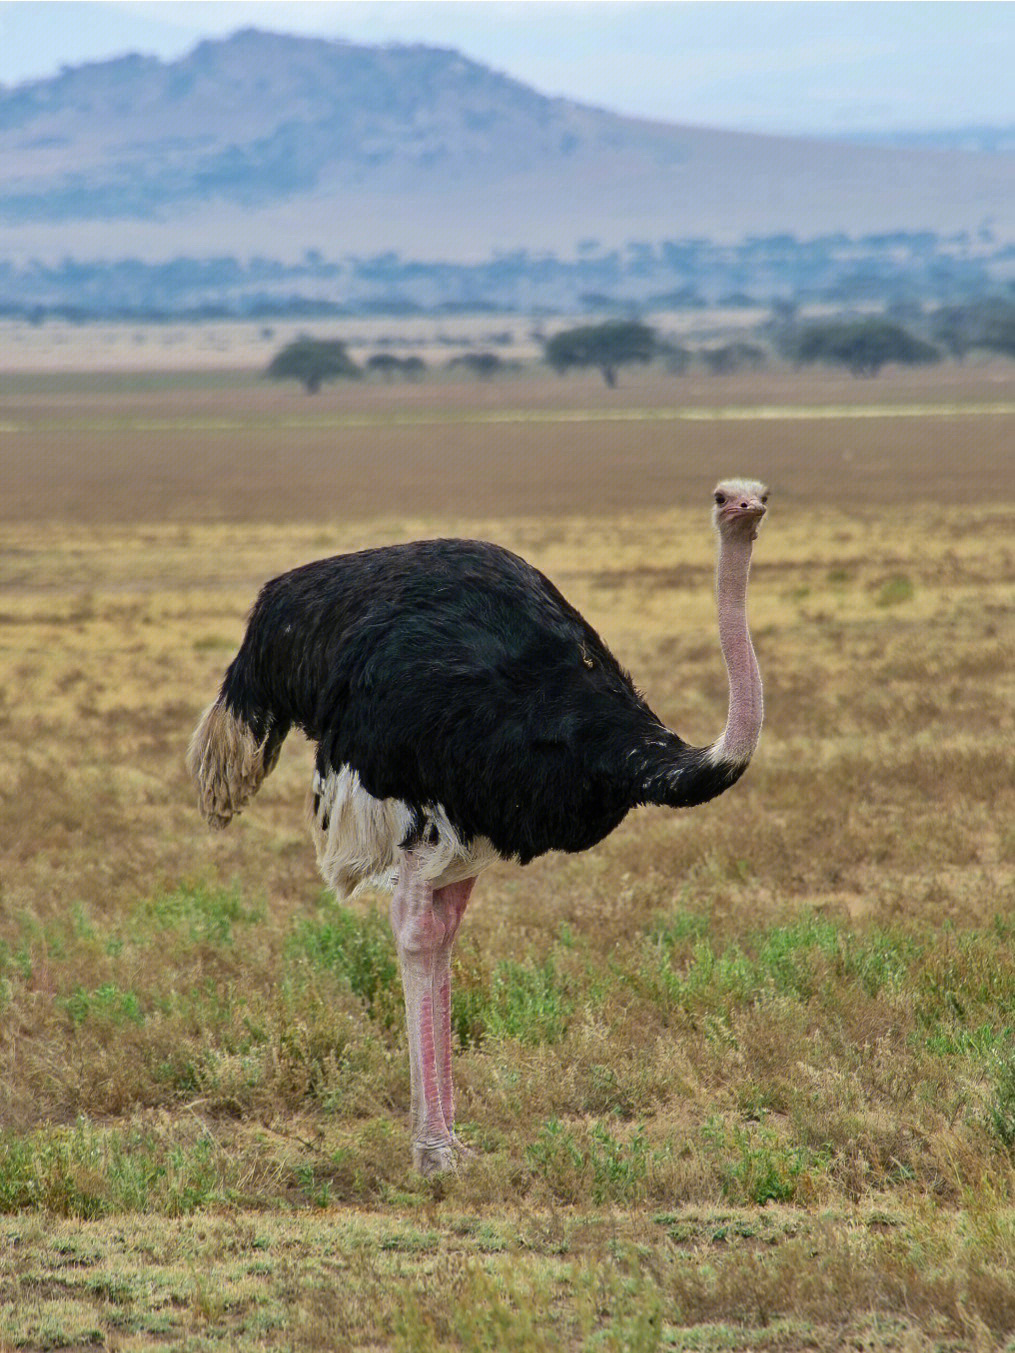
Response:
2,363,1013,525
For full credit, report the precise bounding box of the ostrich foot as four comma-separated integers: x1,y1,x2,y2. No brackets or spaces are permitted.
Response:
413,1139,458,1177
450,1132,475,1160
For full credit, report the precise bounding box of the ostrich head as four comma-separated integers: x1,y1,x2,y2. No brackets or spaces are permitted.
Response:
712,478,768,541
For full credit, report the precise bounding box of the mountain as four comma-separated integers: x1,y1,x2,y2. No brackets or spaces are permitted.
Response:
0,28,1012,263
844,126,1015,155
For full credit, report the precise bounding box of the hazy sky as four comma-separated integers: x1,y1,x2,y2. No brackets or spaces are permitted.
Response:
0,1,1011,136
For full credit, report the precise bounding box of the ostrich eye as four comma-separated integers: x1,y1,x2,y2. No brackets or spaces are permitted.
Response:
760,493,769,504
714,491,726,505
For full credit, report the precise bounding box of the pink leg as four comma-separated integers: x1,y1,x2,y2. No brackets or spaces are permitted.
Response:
389,854,458,1175
432,878,475,1151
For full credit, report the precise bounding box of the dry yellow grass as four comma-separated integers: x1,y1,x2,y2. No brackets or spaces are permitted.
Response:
1,365,1013,1349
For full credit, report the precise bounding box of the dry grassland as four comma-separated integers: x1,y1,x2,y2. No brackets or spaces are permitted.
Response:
0,366,1014,1350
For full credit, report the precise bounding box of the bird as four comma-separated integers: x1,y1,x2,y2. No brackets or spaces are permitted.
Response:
187,478,768,1175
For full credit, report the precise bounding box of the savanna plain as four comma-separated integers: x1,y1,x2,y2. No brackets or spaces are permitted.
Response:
1,363,1013,1351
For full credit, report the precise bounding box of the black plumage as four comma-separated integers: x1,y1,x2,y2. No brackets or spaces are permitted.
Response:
214,538,741,866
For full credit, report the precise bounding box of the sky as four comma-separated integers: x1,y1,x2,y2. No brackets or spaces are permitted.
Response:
0,1,1011,137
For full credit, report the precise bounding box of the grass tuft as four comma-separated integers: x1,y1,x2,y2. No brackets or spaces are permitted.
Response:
986,1047,1015,1150
453,954,574,1047
290,899,401,1025
700,1117,821,1206
136,881,263,945
875,573,916,606
527,1118,654,1204
0,1122,223,1218
61,981,145,1028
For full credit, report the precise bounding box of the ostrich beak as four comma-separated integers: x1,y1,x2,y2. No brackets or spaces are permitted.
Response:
727,498,766,540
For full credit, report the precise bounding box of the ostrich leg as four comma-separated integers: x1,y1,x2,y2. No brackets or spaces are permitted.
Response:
432,878,476,1153
389,853,456,1175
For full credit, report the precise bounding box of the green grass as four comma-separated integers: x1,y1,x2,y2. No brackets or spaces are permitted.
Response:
454,954,575,1047
700,1118,820,1206
644,913,921,1010
527,1119,654,1204
986,1048,1015,1149
61,980,145,1028
137,880,265,945
876,573,916,606
0,1121,223,1218
291,899,401,1024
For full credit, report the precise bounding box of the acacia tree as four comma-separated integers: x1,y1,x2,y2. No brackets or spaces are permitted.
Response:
365,352,403,380
366,354,427,381
790,320,939,378
544,320,657,387
659,340,691,374
447,352,503,378
931,300,1015,360
701,342,766,375
266,338,360,393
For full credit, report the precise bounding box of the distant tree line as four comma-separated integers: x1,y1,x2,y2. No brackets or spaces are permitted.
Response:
2,231,1011,321
266,300,1015,393
541,319,944,383
264,339,511,392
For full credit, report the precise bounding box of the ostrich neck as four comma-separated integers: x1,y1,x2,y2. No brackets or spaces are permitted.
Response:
635,527,762,809
711,528,763,767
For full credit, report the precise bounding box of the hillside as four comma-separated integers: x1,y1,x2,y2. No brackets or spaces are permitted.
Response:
0,28,1012,263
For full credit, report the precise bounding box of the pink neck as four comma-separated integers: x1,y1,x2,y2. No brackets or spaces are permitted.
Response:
632,524,762,811
709,529,762,767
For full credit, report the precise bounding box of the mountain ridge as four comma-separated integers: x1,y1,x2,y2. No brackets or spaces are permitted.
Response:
0,28,1012,261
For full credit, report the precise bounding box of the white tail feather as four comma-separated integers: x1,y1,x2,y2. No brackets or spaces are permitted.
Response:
186,701,277,829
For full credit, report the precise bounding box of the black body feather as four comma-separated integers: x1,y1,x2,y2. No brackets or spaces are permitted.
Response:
216,539,741,864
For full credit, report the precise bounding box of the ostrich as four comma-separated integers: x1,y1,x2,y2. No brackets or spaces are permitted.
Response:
187,479,767,1174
